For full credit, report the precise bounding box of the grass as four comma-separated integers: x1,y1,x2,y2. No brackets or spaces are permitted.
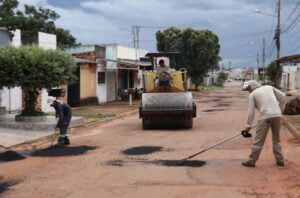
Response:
72,113,116,120
198,85,224,91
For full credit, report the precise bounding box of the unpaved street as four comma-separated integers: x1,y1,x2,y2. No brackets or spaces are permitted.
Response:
1,82,300,198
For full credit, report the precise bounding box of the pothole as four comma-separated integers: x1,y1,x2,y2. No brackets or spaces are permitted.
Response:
122,146,163,155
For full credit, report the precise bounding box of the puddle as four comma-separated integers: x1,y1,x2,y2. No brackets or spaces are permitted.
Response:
122,146,163,155
0,150,26,162
31,145,97,157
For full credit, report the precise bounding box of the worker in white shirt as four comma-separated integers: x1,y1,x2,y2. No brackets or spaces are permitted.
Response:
242,80,286,167
156,59,170,74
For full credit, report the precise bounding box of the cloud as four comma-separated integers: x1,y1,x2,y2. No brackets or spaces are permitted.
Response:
16,0,300,67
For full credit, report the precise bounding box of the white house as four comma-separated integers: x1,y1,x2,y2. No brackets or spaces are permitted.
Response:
0,28,57,113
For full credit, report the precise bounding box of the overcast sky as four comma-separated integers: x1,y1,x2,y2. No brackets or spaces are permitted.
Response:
19,0,300,68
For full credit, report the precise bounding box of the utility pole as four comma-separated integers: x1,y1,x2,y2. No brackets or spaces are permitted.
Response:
132,25,140,49
262,38,266,81
275,0,281,87
275,0,281,59
257,53,260,81
132,25,140,61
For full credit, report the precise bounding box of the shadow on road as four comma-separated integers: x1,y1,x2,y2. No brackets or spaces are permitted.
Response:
31,145,97,157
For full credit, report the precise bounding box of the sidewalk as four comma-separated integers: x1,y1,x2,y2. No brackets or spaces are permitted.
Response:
282,115,300,140
0,100,139,148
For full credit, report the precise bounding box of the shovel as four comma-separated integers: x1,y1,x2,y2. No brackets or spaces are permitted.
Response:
177,126,256,164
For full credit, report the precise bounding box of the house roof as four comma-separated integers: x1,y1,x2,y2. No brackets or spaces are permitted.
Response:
74,57,96,64
117,58,152,67
277,54,300,64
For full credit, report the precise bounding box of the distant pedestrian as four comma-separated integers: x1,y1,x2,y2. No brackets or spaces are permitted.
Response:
242,80,286,167
48,99,72,145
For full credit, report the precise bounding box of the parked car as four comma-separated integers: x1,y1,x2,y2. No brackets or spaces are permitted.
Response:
242,81,249,91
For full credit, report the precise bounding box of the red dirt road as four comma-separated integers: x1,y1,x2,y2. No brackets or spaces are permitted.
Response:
1,82,300,198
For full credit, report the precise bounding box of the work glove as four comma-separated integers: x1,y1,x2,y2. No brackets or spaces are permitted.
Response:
241,130,252,138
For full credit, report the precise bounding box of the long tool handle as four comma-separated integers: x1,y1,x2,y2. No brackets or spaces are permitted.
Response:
182,126,257,161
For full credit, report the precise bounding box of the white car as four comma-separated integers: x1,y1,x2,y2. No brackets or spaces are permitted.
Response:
242,81,249,91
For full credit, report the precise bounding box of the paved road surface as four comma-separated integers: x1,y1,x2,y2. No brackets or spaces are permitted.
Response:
1,82,300,198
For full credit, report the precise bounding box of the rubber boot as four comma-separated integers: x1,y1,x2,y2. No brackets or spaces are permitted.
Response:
64,136,70,145
57,137,65,146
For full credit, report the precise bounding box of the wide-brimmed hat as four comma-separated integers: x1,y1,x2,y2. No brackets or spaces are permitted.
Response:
247,80,261,91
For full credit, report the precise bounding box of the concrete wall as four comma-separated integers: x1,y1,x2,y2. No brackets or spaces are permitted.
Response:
281,66,297,91
116,45,147,60
97,70,107,104
0,87,22,112
0,29,23,112
38,32,56,50
11,29,21,47
106,72,116,101
38,32,57,112
80,64,97,99
296,64,300,89
0,28,10,45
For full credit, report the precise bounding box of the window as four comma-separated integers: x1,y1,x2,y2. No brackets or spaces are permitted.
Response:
98,72,105,84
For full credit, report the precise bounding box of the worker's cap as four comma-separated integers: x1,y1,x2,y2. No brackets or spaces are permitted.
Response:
247,80,261,91
47,98,56,106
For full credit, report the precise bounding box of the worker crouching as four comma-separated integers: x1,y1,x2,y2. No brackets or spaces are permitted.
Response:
48,99,72,145
242,80,286,167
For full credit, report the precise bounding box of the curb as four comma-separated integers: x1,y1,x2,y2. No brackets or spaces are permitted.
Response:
10,109,139,150
282,118,300,140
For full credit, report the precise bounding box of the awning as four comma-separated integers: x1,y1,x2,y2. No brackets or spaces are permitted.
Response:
277,54,300,64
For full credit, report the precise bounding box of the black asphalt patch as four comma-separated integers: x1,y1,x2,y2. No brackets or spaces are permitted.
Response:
31,145,97,157
154,160,206,167
122,146,163,155
104,159,206,168
0,179,18,194
202,109,225,112
0,150,25,162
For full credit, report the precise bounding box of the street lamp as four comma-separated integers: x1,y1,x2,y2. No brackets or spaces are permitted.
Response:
254,9,276,17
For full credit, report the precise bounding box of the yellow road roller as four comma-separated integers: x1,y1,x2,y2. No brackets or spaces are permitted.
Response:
139,52,196,129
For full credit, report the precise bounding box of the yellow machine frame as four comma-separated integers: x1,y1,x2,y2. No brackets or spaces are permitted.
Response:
143,68,187,93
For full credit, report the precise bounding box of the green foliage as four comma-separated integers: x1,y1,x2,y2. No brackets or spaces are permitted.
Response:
156,27,220,88
0,45,77,114
216,71,228,86
0,0,77,48
266,61,282,86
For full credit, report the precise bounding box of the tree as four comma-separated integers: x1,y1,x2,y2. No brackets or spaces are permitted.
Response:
266,61,282,87
0,0,77,48
156,27,220,90
216,71,228,86
0,45,76,115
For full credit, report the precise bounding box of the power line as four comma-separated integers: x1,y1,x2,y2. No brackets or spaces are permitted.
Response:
138,7,272,29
